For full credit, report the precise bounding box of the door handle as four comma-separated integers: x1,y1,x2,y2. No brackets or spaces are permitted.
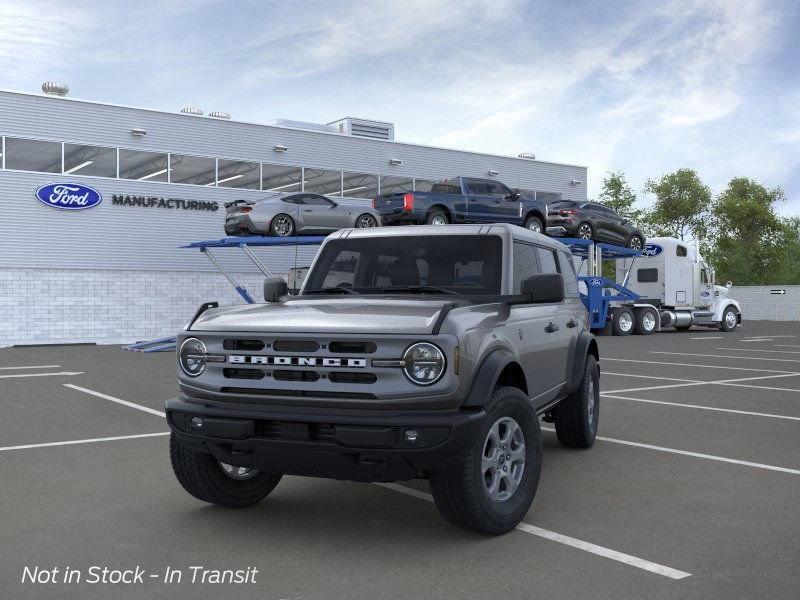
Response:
303,209,313,213
545,322,559,333
567,319,577,328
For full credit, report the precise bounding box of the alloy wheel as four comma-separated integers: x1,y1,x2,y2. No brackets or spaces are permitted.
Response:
431,215,447,226
629,236,643,250
356,214,377,228
578,224,592,239
482,416,526,502
272,215,293,236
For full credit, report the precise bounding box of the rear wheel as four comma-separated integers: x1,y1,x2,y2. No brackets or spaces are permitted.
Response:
524,215,543,233
426,209,449,225
627,235,644,251
170,434,282,508
355,213,378,228
429,386,542,535
634,307,657,335
720,306,738,332
611,307,634,336
553,355,599,448
269,214,295,237
577,222,593,240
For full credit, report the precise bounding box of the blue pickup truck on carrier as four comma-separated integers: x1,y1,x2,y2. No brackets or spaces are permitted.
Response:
372,177,549,233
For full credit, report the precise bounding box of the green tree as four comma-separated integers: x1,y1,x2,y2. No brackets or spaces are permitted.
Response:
642,169,711,241
707,177,786,285
598,171,641,220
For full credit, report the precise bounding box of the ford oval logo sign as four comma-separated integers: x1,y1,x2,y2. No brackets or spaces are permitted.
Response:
35,183,102,210
641,243,663,257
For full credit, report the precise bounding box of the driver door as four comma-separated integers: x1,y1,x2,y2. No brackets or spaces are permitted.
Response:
697,264,714,307
300,194,343,231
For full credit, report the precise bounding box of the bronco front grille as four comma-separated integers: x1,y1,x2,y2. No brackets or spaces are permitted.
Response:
220,387,377,400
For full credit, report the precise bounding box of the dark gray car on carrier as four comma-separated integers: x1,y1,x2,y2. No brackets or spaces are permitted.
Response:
166,224,600,534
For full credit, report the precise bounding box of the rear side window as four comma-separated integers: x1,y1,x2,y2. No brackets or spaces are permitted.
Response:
513,242,540,293
637,268,658,283
558,251,580,298
430,180,462,194
536,247,560,275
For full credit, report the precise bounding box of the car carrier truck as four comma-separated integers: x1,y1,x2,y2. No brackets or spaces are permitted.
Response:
607,236,742,335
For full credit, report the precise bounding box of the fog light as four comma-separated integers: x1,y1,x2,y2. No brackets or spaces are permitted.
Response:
190,416,204,431
404,429,420,443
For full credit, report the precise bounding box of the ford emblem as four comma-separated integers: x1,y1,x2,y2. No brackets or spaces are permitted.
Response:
641,243,663,257
35,183,102,210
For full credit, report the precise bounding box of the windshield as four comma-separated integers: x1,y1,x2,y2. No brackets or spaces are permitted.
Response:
303,235,503,296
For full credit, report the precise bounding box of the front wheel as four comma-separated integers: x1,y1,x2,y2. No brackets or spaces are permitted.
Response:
355,213,378,228
429,386,542,535
553,355,599,448
170,434,282,508
524,215,543,233
269,213,295,237
720,306,738,332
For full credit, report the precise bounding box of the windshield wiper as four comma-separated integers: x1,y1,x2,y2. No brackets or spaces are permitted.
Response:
303,287,359,295
377,286,458,295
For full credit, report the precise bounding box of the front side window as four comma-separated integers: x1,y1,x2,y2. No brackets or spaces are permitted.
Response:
430,180,462,195
536,247,560,274
558,251,580,297
513,242,540,293
119,149,168,182
303,194,334,206
63,144,117,177
304,235,502,295
4,137,61,173
676,245,688,257
466,179,491,195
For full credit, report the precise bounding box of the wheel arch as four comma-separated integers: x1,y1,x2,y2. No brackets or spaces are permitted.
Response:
428,204,452,221
463,349,528,407
524,209,545,226
565,331,599,395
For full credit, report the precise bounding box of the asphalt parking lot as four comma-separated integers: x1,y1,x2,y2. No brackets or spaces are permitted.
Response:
1,320,799,599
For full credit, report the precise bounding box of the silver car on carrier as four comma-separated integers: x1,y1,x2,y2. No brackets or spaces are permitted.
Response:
224,192,382,237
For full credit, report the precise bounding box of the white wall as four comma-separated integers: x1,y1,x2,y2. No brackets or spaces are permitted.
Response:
730,285,800,322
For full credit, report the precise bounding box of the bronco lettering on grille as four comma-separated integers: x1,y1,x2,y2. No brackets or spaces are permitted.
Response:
228,355,367,368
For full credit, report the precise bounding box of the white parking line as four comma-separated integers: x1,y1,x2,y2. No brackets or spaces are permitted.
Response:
690,336,724,340
0,364,61,370
374,483,691,580
63,384,166,418
652,351,800,363
602,372,800,394
0,432,169,453
542,427,800,476
603,358,798,374
600,354,797,375
776,344,800,349
714,347,800,354
604,372,700,383
0,371,84,379
739,338,774,343
603,394,800,422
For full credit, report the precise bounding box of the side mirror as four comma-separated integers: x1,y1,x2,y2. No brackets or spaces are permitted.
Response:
505,188,521,201
329,201,338,208
264,277,288,302
520,273,565,303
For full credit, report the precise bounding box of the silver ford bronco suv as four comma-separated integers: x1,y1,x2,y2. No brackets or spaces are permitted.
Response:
167,224,600,534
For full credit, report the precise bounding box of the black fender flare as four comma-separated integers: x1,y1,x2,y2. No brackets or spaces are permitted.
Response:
462,349,517,407
565,331,599,394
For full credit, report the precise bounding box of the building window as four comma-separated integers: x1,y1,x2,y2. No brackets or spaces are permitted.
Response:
379,175,413,195
119,149,169,182
304,168,342,196
341,172,378,198
170,154,216,186
262,164,302,192
217,159,260,189
63,144,117,177
4,137,61,173
413,178,436,192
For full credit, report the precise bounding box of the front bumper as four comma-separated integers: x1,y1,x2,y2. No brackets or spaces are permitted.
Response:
166,396,486,482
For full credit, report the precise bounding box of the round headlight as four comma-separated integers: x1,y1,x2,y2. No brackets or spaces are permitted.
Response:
179,337,207,377
403,342,446,385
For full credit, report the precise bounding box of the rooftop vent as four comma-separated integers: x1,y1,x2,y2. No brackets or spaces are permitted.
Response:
518,152,536,160
180,106,203,116
328,117,395,141
269,119,337,134
42,82,69,96
208,111,231,119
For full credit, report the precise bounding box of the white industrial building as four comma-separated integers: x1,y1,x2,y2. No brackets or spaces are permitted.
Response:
0,84,588,346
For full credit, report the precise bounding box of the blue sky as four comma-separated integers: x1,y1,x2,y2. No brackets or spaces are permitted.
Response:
2,0,799,214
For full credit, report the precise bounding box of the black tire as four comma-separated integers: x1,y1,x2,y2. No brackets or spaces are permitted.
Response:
354,213,378,228
627,235,644,251
524,215,543,233
269,213,295,237
720,306,738,332
611,307,634,336
577,222,593,240
633,307,657,335
553,355,599,448
170,434,282,508
426,209,449,225
429,387,542,535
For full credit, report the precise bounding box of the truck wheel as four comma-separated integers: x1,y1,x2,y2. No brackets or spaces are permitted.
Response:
429,387,542,535
633,307,657,335
611,307,634,336
269,214,295,237
553,354,599,448
720,306,738,332
524,215,543,233
426,209,449,225
169,434,282,508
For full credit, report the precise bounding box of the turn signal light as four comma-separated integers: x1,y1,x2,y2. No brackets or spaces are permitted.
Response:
560,209,576,215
